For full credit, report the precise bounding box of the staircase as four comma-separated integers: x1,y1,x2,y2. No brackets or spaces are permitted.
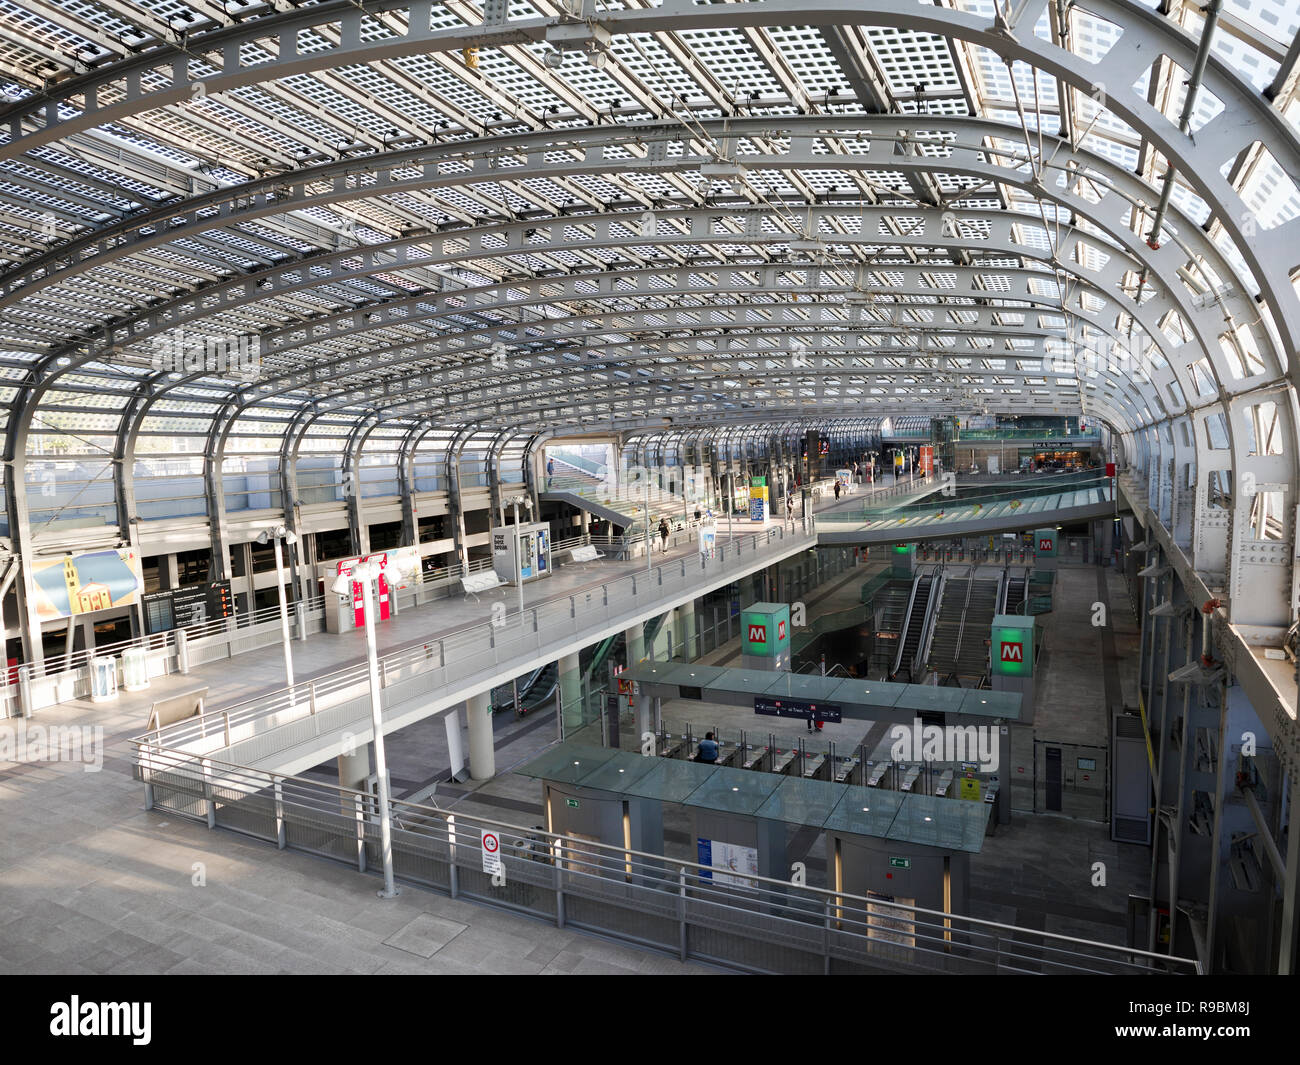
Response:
542,459,692,535
953,579,1000,681
928,574,970,678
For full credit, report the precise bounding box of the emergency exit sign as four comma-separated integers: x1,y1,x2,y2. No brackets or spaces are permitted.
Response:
566,798,579,808
889,857,910,870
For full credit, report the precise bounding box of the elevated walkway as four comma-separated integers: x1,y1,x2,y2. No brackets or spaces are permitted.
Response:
137,524,814,778
817,472,1119,545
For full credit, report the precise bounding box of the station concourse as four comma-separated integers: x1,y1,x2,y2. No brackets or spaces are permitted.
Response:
0,0,1297,980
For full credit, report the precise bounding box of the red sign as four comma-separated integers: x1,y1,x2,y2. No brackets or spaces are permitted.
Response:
919,445,934,475
362,554,392,622
1038,538,1053,551
777,619,787,640
1000,642,1023,662
1105,462,1116,477
748,624,767,643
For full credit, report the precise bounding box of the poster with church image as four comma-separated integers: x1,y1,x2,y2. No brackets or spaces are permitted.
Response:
31,548,145,622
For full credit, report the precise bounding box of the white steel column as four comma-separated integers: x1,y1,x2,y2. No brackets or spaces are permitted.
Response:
466,692,495,780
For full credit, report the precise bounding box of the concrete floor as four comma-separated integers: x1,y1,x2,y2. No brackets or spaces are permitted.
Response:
0,694,709,975
1,491,1147,973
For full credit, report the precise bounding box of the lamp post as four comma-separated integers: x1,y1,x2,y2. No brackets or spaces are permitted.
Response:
643,469,652,572
256,524,298,689
330,556,410,899
505,493,532,620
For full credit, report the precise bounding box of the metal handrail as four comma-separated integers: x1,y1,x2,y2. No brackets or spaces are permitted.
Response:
137,523,814,750
133,740,1199,975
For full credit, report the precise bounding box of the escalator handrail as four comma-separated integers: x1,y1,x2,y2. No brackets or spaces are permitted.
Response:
950,568,976,665
912,571,944,678
892,572,924,676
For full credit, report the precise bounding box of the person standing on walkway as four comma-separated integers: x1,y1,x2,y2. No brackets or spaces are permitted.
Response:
658,517,670,553
833,480,841,501
546,456,554,488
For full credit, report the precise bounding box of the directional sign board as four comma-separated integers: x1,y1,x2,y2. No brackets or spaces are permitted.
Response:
754,696,842,723
481,829,502,875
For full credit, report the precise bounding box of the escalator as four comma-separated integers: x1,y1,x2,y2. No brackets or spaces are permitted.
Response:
893,571,938,683
492,611,666,714
867,579,913,679
1000,569,1028,614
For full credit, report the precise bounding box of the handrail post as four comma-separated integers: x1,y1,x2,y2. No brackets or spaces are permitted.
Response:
355,793,367,873
274,778,286,849
679,864,689,961
824,895,832,974
202,758,215,829
554,839,566,928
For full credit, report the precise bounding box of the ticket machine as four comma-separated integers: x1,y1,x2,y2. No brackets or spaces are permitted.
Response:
492,521,552,585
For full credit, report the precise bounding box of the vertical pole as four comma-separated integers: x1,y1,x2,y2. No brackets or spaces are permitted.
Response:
360,574,398,899
514,500,525,620
273,536,295,690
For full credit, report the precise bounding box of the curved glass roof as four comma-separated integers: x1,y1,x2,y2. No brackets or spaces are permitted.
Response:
0,0,1295,500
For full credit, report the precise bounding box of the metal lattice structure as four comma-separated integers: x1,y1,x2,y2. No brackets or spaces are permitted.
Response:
0,1,1297,658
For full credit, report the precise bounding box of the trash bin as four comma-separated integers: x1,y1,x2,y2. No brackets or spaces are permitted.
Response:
120,646,151,692
89,656,118,703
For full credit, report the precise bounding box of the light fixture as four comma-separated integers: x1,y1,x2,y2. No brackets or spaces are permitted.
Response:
544,48,566,70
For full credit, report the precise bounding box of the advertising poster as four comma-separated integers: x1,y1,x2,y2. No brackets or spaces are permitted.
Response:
697,838,759,887
698,523,716,558
867,891,917,950
749,476,767,521
31,548,145,622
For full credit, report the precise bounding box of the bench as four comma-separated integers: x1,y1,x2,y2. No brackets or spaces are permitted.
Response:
567,544,603,566
461,571,505,601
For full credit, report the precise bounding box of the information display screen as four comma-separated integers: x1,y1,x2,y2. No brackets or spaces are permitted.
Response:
141,581,234,635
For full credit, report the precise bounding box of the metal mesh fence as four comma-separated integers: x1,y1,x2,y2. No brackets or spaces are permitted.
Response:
133,742,1197,976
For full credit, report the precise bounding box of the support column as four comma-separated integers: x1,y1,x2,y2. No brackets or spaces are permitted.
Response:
467,691,495,780
338,745,371,795
624,623,645,666
635,694,652,743
1279,777,1299,974
677,601,697,662
162,553,180,590
559,652,583,732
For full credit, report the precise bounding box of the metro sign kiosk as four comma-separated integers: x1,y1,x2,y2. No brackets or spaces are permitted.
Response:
741,602,791,671
1034,527,1058,570
990,613,1036,723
